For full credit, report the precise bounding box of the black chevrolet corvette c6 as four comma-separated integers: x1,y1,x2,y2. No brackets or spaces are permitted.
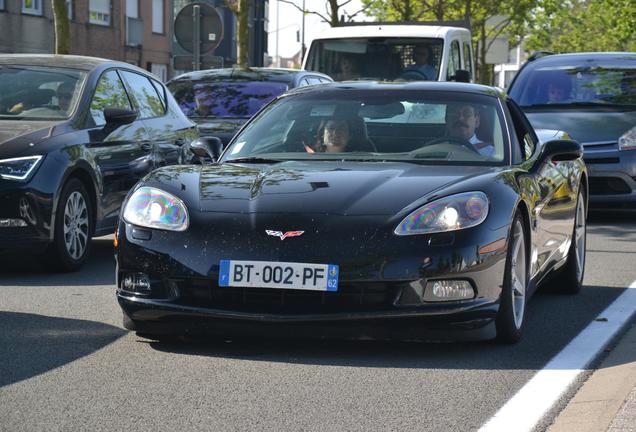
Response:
115,82,587,343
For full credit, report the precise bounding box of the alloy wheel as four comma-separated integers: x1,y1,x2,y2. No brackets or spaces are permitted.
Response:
574,194,586,282
510,220,527,329
63,191,89,260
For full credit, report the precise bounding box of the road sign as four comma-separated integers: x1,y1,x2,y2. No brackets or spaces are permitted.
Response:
174,2,224,54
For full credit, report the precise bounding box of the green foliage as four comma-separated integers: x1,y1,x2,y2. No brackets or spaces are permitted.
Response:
525,0,636,53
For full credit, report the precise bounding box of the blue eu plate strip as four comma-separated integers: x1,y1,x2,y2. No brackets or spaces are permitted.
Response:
326,264,339,292
218,259,231,287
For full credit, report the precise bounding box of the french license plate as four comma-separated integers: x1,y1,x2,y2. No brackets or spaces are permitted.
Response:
218,260,339,292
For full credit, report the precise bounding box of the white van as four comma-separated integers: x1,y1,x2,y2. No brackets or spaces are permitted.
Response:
302,23,474,82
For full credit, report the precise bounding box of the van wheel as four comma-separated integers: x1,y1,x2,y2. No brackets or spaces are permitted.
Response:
44,178,93,272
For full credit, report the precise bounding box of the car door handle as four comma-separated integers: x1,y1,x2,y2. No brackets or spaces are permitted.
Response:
175,138,186,147
140,142,152,152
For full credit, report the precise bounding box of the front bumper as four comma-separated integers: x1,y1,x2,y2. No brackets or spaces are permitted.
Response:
115,215,509,340
584,145,636,206
0,179,54,250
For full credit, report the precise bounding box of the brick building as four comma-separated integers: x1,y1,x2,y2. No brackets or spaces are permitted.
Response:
0,0,171,81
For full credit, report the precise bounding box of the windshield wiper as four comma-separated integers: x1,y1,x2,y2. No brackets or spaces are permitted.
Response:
225,157,283,164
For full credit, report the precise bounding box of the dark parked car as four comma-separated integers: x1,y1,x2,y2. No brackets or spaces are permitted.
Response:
508,52,636,207
167,67,333,146
0,55,197,271
115,82,587,343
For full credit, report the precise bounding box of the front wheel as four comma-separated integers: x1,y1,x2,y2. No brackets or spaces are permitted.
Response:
44,178,93,272
552,189,586,294
496,214,528,344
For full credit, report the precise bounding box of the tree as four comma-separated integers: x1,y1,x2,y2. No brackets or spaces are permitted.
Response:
226,0,250,68
524,0,636,53
52,0,70,54
279,0,369,27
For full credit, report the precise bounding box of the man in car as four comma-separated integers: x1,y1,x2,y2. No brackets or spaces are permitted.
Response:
445,103,494,157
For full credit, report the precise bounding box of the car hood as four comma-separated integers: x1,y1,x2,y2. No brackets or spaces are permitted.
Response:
193,118,247,145
0,120,60,157
198,161,499,215
524,109,636,144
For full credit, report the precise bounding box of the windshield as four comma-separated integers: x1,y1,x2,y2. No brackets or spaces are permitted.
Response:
221,90,508,165
510,63,636,107
305,38,444,81
168,79,289,119
0,65,86,120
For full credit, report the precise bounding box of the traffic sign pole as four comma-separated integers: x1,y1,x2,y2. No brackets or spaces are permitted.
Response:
193,5,201,71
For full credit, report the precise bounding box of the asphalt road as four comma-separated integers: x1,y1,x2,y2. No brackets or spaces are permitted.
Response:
1,211,635,432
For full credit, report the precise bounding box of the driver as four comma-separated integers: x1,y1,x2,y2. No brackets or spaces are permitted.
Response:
445,103,494,157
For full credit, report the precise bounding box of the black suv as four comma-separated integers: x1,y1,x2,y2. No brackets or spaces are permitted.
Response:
0,55,197,270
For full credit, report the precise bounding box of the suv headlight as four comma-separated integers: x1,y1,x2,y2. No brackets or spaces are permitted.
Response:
0,156,43,181
395,191,489,236
618,126,636,151
123,186,189,231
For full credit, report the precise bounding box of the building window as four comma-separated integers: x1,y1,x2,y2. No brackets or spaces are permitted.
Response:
0,0,5,11
152,0,164,34
89,0,111,26
126,0,138,18
22,0,43,15
67,0,73,20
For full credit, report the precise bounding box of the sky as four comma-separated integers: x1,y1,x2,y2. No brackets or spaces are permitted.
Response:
267,0,368,60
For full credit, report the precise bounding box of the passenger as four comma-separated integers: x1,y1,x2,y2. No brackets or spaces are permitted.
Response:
335,56,358,81
445,103,494,157
402,44,436,81
320,119,351,152
547,79,571,103
57,82,75,112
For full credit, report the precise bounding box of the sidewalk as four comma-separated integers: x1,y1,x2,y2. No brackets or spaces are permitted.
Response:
549,321,636,432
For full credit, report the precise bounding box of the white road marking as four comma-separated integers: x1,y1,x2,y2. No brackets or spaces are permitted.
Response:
479,280,636,432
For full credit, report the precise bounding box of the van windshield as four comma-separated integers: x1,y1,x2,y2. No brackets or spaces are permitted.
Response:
305,38,444,82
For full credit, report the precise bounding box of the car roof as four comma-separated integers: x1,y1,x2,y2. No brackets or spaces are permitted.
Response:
170,67,331,84
284,81,505,98
0,54,144,72
311,24,471,40
527,52,636,67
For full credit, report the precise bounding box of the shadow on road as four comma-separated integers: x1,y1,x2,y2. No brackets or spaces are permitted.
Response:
0,237,115,286
588,210,636,243
145,284,629,372
0,311,125,388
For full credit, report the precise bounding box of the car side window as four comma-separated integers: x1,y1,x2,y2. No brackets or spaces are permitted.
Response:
462,42,472,75
506,98,538,160
119,70,165,119
89,70,133,127
447,40,461,79
150,78,167,112
306,76,322,85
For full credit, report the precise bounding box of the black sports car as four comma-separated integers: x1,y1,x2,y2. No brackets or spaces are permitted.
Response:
115,82,587,343
0,55,197,271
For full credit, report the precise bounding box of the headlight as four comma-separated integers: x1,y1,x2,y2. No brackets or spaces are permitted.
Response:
395,191,489,236
0,156,43,181
618,126,636,151
123,186,189,231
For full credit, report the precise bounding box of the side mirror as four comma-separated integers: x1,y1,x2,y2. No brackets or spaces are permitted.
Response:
104,107,138,126
190,137,223,162
539,139,583,164
451,69,471,83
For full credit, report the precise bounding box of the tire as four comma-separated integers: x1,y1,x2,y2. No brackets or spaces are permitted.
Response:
496,214,528,344
552,189,586,294
44,178,93,272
